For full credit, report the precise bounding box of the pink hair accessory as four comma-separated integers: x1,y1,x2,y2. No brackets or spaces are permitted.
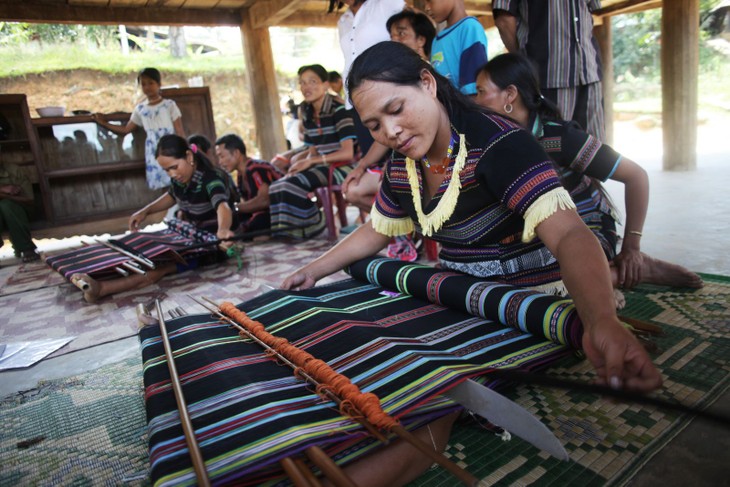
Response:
190,143,198,154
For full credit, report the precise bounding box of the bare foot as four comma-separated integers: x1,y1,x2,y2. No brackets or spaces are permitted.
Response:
641,254,704,288
70,273,101,303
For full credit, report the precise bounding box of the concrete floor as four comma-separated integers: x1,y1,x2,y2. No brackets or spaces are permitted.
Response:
1,117,729,485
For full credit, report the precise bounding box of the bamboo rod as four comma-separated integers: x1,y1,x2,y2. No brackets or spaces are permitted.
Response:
618,314,664,335
114,266,130,277
280,457,312,487
155,300,211,487
295,458,323,487
391,425,477,486
96,238,155,269
121,261,146,275
305,446,358,487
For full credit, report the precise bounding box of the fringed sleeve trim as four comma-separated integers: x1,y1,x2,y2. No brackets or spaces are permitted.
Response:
530,280,569,297
370,206,415,237
522,187,576,243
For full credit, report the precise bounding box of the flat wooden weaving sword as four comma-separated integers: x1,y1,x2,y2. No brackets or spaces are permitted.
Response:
444,379,569,460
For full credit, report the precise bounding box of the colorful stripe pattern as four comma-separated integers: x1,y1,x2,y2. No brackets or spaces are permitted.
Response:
45,219,215,280
139,257,584,486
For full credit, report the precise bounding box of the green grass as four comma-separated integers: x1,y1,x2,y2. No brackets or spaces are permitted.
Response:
0,43,248,77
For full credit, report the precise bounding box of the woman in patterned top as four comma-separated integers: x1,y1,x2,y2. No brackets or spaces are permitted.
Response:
70,134,238,303
93,68,185,189
269,64,357,238
474,53,702,291
284,41,661,392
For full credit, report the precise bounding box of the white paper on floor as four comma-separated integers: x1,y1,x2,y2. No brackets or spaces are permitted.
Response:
0,337,75,370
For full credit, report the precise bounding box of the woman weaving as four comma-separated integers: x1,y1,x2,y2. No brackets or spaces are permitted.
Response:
280,41,662,484
69,134,238,303
284,43,661,395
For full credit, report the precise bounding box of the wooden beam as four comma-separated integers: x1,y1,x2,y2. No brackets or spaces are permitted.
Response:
594,17,614,145
0,1,242,26
661,0,698,171
594,0,662,17
272,12,341,28
240,8,287,160
249,0,307,29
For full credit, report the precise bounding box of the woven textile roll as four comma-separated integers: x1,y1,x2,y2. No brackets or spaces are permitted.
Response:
347,257,583,348
140,269,584,486
45,219,216,281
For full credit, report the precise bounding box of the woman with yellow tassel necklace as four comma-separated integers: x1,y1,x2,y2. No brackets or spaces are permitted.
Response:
283,41,662,398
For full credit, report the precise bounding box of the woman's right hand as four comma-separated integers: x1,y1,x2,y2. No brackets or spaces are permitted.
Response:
128,210,148,232
281,269,317,291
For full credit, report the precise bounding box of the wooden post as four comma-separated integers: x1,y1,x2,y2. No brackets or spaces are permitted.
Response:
594,16,613,145
661,0,699,171
239,8,287,160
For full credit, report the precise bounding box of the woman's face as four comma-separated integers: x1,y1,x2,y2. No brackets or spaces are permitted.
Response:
158,153,195,184
475,72,510,115
299,69,328,105
139,75,161,99
351,71,442,161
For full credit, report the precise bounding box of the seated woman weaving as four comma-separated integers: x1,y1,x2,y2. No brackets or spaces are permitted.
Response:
70,134,238,303
281,42,662,486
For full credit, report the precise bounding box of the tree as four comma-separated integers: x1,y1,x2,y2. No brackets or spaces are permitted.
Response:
169,26,187,58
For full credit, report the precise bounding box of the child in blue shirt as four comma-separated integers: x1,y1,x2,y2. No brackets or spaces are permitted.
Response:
426,0,488,95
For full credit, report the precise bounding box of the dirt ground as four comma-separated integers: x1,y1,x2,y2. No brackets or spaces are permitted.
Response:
0,69,273,155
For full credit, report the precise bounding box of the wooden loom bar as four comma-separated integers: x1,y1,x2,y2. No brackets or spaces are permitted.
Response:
305,446,358,487
154,300,211,487
295,458,324,487
195,296,479,487
280,457,312,487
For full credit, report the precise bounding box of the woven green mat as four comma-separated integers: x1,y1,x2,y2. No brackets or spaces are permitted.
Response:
1,275,728,486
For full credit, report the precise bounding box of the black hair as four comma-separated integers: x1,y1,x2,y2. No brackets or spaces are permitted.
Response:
477,53,563,123
187,134,212,154
386,10,437,57
138,67,161,85
215,133,247,157
347,41,484,120
328,71,342,83
156,134,218,174
297,64,329,83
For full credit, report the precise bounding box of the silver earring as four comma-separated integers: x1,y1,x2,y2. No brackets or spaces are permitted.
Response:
504,103,513,114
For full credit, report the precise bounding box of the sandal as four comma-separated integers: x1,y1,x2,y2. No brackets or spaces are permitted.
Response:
20,250,40,263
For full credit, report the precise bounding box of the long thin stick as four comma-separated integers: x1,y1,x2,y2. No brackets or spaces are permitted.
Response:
305,446,358,487
280,457,312,487
96,238,155,269
155,300,211,487
295,458,323,487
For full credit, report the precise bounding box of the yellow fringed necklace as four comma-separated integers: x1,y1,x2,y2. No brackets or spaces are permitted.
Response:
405,132,467,237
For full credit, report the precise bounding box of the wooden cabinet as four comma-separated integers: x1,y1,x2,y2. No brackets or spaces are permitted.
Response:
0,88,216,237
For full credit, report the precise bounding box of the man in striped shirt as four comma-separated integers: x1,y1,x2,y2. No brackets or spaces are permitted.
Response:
492,0,606,141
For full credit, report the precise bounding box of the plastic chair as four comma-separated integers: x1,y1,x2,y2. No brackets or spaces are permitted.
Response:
314,160,353,241
423,237,439,261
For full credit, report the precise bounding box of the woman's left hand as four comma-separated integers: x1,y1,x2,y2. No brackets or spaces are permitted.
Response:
613,248,644,289
581,320,663,393
217,228,235,250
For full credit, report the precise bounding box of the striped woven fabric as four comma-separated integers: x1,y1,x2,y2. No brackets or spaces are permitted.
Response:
139,258,585,486
45,219,216,281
